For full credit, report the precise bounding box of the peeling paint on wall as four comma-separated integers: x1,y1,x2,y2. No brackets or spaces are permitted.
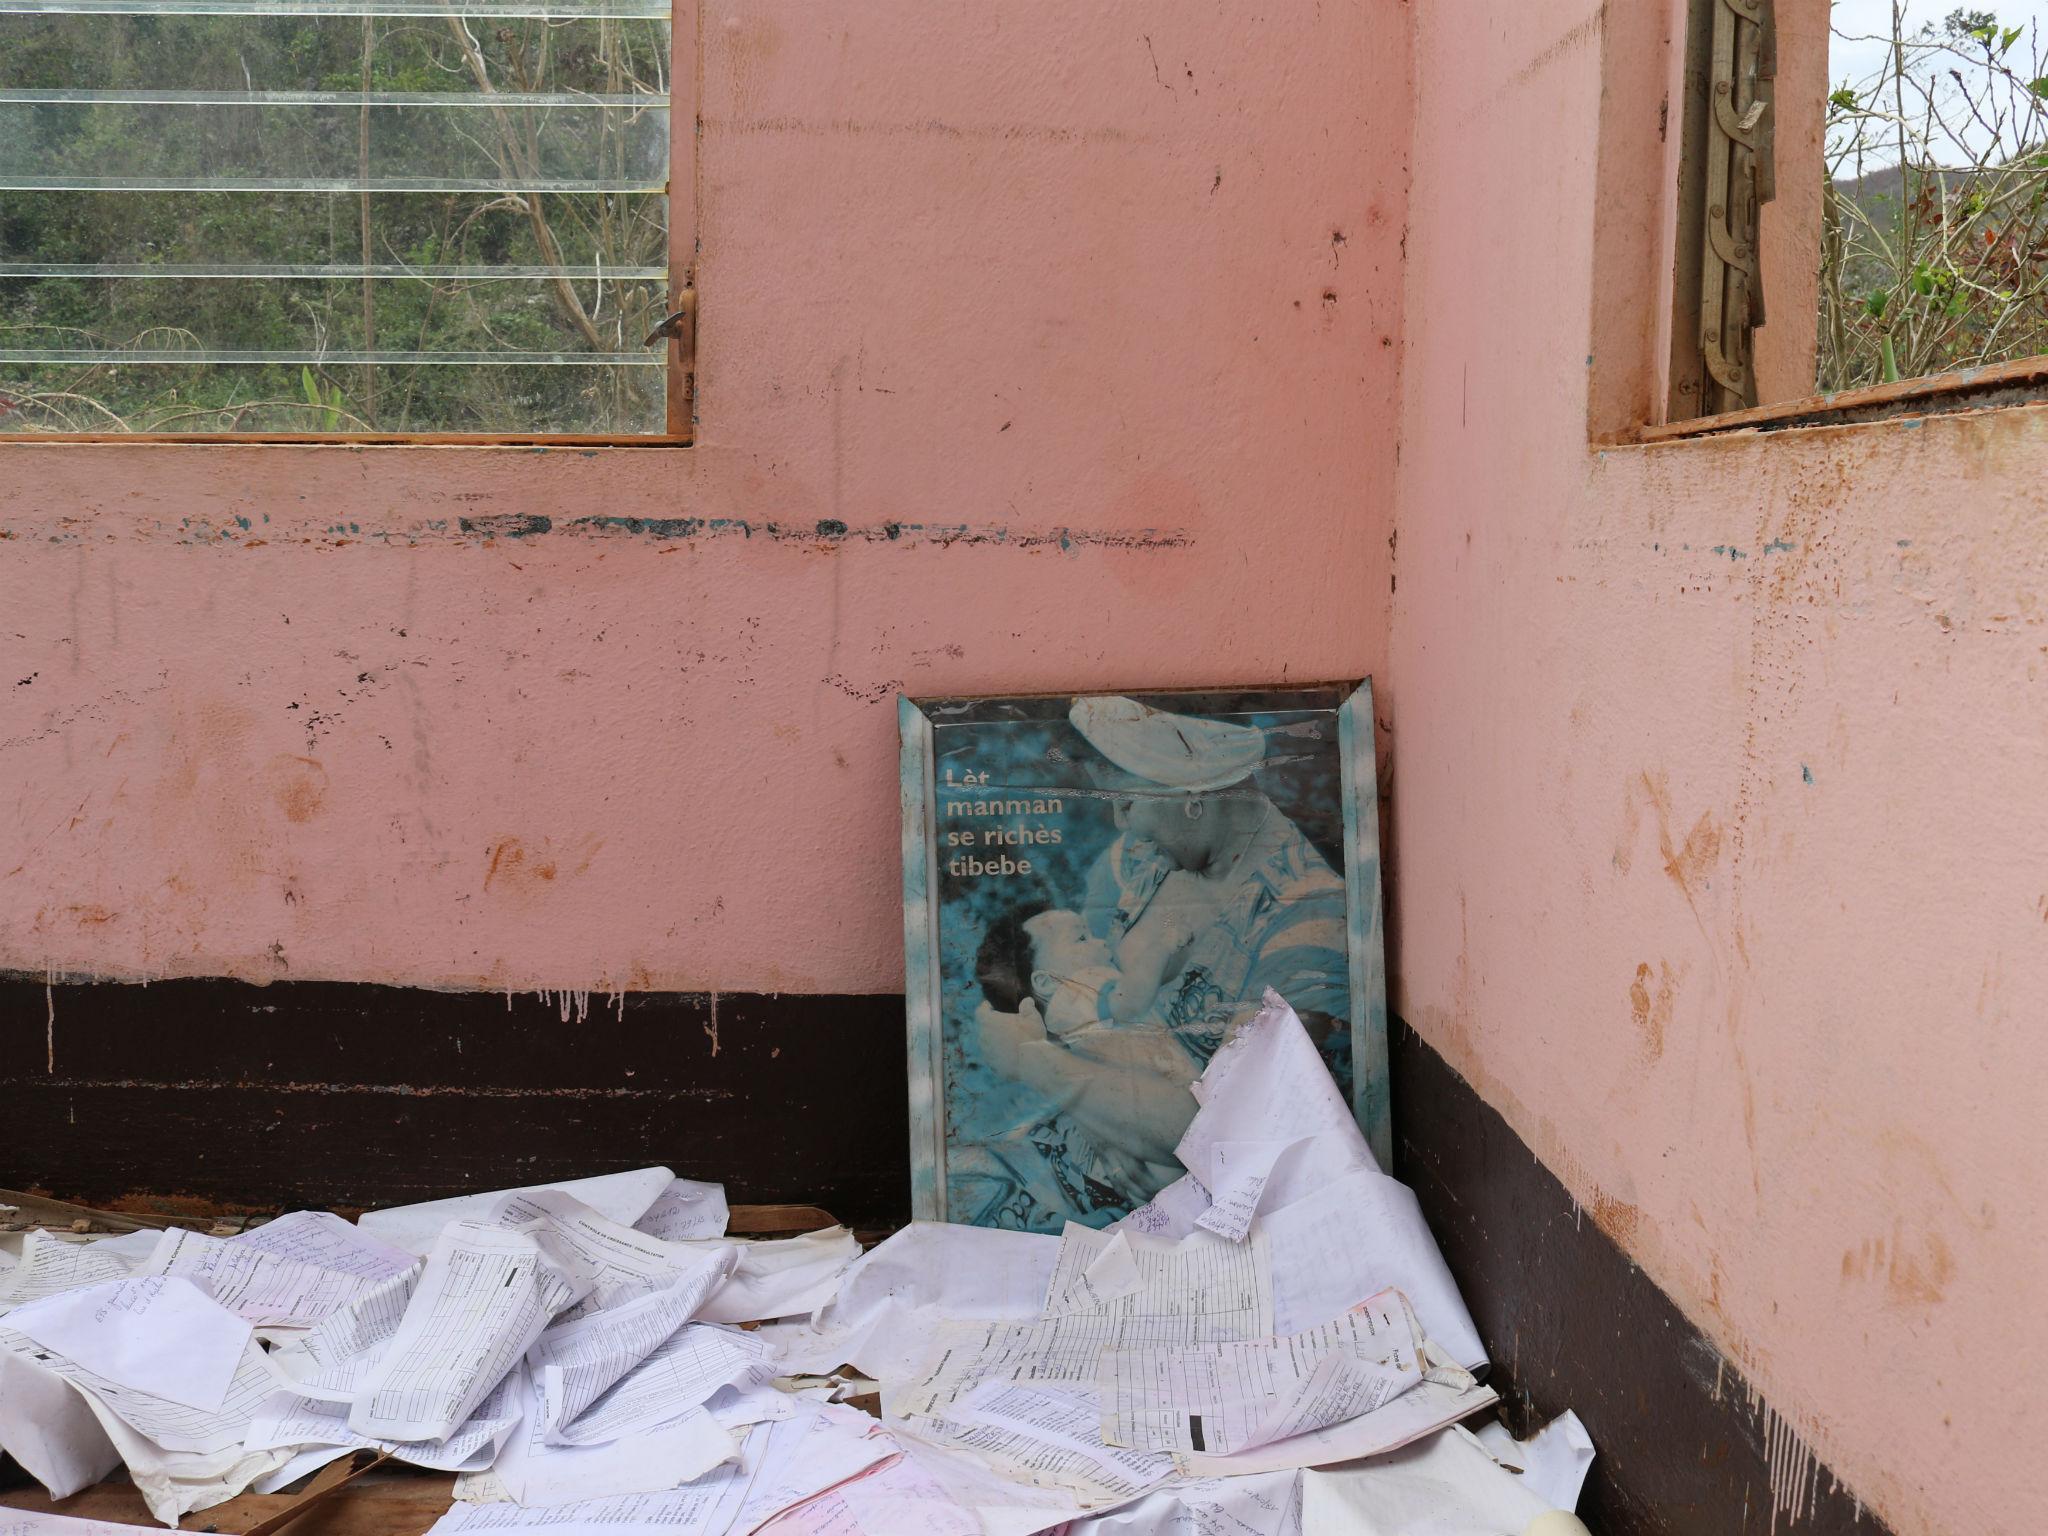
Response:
0,507,1197,552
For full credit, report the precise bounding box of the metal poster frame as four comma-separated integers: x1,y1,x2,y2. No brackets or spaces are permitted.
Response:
899,681,1388,1227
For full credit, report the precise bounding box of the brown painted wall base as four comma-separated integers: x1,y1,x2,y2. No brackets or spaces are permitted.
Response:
1,978,910,1225
1,977,1888,1532
1392,1019,1888,1535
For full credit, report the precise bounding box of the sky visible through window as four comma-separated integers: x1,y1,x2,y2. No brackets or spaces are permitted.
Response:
1830,0,2048,166
1813,0,2048,392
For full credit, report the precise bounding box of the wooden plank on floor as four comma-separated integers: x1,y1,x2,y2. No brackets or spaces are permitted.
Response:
0,1471,456,1536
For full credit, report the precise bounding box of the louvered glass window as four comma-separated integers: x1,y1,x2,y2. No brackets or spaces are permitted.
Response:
0,1,673,436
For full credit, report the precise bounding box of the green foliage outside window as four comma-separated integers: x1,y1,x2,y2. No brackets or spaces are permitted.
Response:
1823,5,2048,389
0,9,670,434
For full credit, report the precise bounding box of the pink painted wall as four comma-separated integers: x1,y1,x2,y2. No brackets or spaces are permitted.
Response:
13,3,2036,1528
1390,3,2047,1533
1753,0,1827,406
0,1,1409,991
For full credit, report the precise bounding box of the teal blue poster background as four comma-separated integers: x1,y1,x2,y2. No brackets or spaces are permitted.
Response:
900,684,1387,1232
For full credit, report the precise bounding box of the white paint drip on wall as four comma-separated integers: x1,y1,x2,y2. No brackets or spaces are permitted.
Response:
491,987,623,1020
1679,1337,1859,1529
534,988,592,1025
1825,1475,1865,1525
1749,1380,1830,1532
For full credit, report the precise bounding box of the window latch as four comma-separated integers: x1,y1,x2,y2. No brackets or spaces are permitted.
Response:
643,288,697,353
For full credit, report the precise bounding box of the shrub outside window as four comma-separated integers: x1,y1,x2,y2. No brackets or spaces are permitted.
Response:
0,1,677,438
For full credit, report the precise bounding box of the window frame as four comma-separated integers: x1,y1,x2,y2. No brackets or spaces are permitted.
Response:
1645,0,2048,445
0,1,696,450
1640,351,2048,439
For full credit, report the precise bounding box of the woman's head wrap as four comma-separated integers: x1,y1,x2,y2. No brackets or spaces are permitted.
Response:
1068,696,1265,793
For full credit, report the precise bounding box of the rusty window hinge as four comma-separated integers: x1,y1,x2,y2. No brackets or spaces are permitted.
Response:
1670,0,1776,419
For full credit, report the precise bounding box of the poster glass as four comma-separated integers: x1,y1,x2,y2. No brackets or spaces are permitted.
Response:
899,683,1387,1231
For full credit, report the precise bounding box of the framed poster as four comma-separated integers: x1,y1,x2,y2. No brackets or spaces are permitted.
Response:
898,683,1387,1230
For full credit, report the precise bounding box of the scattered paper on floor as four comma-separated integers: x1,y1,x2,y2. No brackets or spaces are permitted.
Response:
0,990,1584,1536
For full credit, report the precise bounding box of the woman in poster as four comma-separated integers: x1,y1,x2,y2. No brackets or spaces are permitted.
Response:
966,696,1352,1225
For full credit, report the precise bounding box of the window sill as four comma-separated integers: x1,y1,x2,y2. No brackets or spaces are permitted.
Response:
0,433,691,448
1634,354,2048,443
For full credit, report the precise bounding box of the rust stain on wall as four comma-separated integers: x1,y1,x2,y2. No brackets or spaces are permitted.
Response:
1662,810,1722,904
1613,775,1642,873
1628,958,1676,1061
1588,1189,1644,1248
1894,1231,1957,1306
265,755,329,824
1731,1033,1763,1198
1621,770,1726,928
1842,1225,1955,1308
482,835,602,897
